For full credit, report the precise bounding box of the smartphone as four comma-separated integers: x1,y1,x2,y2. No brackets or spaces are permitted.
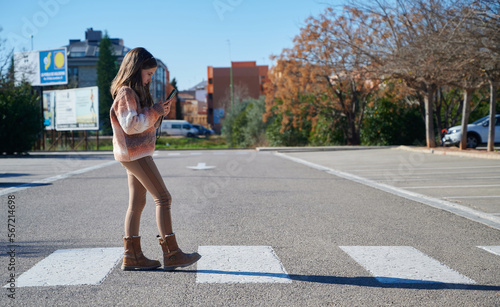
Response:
166,88,178,101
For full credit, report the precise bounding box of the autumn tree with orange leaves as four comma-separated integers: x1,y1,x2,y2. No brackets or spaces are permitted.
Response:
265,7,381,145
265,0,498,148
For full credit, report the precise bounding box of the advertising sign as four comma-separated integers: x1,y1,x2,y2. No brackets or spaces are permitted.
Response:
42,91,55,130
47,86,99,131
213,108,225,124
39,48,67,85
14,48,68,86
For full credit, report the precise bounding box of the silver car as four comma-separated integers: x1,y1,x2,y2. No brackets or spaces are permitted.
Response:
442,114,500,148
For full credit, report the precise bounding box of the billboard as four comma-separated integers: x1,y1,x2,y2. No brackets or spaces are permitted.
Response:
42,91,56,130
14,48,68,86
43,86,99,131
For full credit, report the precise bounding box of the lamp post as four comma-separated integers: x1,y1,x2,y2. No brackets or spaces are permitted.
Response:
227,40,233,112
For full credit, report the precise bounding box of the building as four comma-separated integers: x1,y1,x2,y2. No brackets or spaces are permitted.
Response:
207,61,268,133
178,80,208,126
64,28,170,104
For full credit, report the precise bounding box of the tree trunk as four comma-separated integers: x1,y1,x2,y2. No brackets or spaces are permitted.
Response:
487,80,496,152
424,88,436,148
459,89,473,150
435,88,443,146
347,113,361,145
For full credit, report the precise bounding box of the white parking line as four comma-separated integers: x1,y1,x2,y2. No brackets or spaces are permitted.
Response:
445,196,500,199
351,165,500,172
478,246,500,257
339,246,475,284
196,246,292,283
379,176,500,182
5,248,123,287
404,185,500,189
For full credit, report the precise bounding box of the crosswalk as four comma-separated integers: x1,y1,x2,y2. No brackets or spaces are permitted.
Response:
6,245,499,287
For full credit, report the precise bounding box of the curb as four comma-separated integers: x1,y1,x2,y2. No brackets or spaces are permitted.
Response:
396,146,500,160
256,146,394,152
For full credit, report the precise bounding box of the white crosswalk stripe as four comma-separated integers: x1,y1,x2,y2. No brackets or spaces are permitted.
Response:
5,248,123,287
8,245,492,287
339,246,476,284
195,246,292,283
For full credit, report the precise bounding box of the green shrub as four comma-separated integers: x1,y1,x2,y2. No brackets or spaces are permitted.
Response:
265,112,309,147
361,97,425,146
0,83,43,154
222,96,269,148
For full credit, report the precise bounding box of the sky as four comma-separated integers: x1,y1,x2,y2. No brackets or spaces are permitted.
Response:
0,0,345,90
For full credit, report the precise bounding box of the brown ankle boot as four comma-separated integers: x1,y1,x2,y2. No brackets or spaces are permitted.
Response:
157,234,201,271
122,236,161,271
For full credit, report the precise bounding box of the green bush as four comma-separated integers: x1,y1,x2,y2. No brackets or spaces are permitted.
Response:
265,112,310,147
222,96,269,148
221,98,250,147
308,113,347,146
0,83,43,154
361,97,425,146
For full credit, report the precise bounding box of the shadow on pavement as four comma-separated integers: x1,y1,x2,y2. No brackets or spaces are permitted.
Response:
0,182,52,188
176,269,500,291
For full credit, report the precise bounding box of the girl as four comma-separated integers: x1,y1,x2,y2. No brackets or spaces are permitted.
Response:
110,47,201,271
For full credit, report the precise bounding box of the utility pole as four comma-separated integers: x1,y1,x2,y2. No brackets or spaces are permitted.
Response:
227,40,233,112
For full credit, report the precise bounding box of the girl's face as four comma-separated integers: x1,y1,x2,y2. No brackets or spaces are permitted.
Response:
141,67,157,86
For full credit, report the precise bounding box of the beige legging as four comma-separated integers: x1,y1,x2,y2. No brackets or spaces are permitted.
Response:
120,156,173,239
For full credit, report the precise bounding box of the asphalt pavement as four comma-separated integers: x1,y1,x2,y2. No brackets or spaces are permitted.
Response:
1,147,499,306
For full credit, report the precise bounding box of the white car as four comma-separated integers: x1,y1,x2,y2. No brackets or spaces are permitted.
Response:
159,120,198,137
442,114,500,148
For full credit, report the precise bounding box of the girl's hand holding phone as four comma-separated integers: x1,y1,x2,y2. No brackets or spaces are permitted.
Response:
161,89,177,114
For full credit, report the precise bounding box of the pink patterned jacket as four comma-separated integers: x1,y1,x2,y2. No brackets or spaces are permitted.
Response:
110,86,165,162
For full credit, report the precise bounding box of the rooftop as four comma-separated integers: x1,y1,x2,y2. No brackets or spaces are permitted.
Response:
64,28,130,58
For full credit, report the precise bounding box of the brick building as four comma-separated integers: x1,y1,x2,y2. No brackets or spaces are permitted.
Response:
207,61,268,133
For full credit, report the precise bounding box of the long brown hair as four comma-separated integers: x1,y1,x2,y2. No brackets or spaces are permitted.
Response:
110,47,157,107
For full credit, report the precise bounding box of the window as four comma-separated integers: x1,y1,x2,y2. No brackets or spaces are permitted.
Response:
172,124,181,129
68,67,79,83
70,52,85,57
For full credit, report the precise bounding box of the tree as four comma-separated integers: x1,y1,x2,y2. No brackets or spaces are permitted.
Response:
222,96,269,148
361,95,425,146
347,0,471,147
0,82,42,154
97,32,117,134
466,0,500,151
265,6,380,145
170,78,182,120
0,29,42,154
349,0,500,148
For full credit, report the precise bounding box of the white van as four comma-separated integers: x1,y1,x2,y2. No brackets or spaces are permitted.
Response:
159,120,198,137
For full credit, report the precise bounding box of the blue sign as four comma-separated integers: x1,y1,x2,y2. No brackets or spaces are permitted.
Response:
214,108,225,124
39,48,67,85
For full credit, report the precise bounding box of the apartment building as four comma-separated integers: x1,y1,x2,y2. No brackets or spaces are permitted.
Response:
64,28,170,104
207,61,268,133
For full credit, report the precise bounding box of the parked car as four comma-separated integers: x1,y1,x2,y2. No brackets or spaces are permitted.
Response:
442,114,500,148
159,120,198,137
192,124,214,137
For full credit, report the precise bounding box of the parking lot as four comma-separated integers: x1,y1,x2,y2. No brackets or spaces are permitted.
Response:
277,146,500,229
